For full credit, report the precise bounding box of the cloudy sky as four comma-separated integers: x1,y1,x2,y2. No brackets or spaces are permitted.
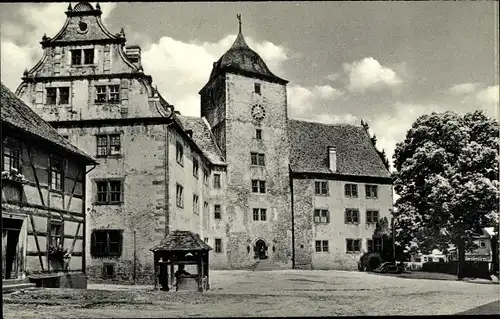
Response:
1,2,498,169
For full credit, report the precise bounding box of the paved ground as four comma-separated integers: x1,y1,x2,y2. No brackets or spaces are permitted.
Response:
457,300,500,315
3,270,500,318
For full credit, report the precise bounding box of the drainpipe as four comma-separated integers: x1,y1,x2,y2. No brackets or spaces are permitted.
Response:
133,230,136,284
164,122,173,235
289,164,295,269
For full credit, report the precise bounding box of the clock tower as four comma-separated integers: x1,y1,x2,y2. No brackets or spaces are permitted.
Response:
199,16,292,268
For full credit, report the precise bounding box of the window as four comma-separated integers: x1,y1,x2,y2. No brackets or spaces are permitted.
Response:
313,209,329,223
251,180,266,193
423,256,428,262
214,204,221,219
71,48,94,65
2,140,20,172
193,194,199,214
96,180,122,204
315,240,329,252
345,184,358,197
345,209,359,224
215,238,222,253
95,85,120,103
414,257,421,263
480,241,486,248
204,237,209,244
255,129,262,140
203,201,209,215
254,83,261,95
253,208,267,221
314,181,328,195
193,158,199,178
59,87,69,104
50,157,63,191
48,221,63,248
176,184,184,208
45,87,70,105
346,239,361,253
213,174,221,189
71,49,82,65
176,142,184,165
365,185,378,199
366,210,379,224
367,239,373,253
374,238,382,252
250,152,265,166
96,134,121,157
203,169,209,186
91,229,123,257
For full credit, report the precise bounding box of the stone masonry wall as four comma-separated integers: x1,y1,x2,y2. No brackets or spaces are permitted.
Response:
294,178,393,270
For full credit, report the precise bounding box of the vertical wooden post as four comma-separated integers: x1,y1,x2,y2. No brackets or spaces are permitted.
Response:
204,252,210,290
153,253,158,290
197,255,203,292
169,262,174,291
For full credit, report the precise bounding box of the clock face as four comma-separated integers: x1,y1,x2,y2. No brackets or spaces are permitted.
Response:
252,104,266,121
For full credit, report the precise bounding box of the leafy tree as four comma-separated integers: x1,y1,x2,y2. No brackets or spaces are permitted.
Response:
361,119,391,171
392,110,499,279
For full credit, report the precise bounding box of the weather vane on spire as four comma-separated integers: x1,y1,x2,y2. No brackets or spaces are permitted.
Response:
237,13,242,33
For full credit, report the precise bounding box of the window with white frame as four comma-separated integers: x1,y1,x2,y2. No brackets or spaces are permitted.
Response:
344,208,359,224
344,184,358,197
365,185,378,199
71,48,94,65
96,134,121,157
313,209,329,223
213,174,221,189
45,87,70,105
366,210,379,224
176,142,184,166
346,239,361,253
193,194,199,214
193,158,199,178
251,180,266,193
314,181,328,195
214,204,221,219
215,238,222,253
95,85,120,103
50,156,63,191
176,183,184,208
252,208,267,221
315,240,329,252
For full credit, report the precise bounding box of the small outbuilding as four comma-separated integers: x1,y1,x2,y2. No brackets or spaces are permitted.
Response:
150,230,212,292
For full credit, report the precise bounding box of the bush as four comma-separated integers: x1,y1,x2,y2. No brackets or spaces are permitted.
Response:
422,261,491,279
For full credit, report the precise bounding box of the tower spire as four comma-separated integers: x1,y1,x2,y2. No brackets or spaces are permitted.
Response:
237,13,242,34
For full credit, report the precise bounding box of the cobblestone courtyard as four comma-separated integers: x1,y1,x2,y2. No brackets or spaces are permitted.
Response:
3,270,500,318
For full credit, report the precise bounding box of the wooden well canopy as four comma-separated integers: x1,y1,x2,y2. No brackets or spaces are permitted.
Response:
150,230,212,292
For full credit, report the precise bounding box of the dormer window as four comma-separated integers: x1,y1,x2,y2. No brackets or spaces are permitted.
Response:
71,48,94,65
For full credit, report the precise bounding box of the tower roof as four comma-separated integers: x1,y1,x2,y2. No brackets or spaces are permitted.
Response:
207,15,287,86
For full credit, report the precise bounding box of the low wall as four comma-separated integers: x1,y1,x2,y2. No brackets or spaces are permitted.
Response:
29,272,87,289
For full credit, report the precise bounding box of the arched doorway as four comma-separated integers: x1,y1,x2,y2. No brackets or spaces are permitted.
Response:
254,239,268,260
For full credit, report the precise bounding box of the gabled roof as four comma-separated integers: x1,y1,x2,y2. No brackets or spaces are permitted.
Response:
1,83,96,164
289,119,390,178
150,230,212,252
206,29,287,86
175,114,226,165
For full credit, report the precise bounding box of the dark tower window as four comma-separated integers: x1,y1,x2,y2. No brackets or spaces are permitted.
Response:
254,83,261,95
255,129,262,140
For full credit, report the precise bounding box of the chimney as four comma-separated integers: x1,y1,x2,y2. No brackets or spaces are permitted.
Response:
328,146,337,172
125,45,141,65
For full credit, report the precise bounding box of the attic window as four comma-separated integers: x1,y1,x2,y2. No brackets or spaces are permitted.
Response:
71,49,94,65
78,21,88,33
254,83,261,95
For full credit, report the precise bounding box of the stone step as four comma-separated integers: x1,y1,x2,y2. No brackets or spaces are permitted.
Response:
2,282,37,293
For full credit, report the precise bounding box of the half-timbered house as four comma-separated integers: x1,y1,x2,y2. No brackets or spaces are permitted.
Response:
1,83,96,287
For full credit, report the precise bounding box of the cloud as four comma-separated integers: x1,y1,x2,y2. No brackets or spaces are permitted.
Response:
142,34,290,116
447,82,481,95
369,103,446,169
343,57,403,93
1,3,117,92
287,84,344,116
475,85,499,116
325,72,341,82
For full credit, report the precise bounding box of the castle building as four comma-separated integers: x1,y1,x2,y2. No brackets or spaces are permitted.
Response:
15,2,392,283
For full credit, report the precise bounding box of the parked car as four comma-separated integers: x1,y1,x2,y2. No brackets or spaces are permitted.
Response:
358,252,382,272
373,261,404,274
